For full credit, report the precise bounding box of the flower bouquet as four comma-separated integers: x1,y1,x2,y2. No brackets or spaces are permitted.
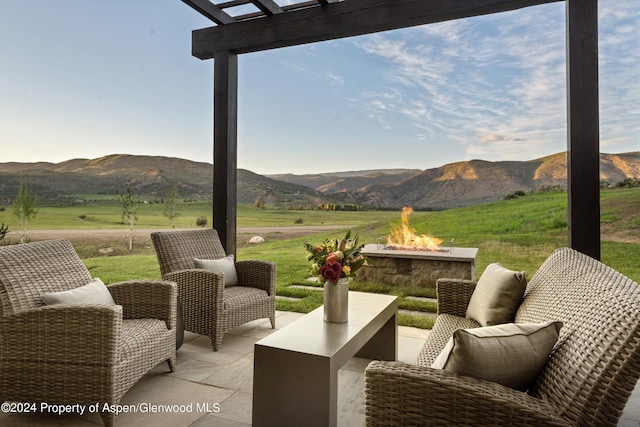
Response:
304,230,367,284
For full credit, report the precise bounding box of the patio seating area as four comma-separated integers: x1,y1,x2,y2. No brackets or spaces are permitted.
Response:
0,311,420,426
0,310,638,426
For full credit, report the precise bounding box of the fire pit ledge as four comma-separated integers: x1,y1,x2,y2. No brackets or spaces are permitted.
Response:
357,244,479,288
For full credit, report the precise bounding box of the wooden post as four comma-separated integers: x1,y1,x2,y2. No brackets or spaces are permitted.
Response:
566,0,600,260
213,51,238,255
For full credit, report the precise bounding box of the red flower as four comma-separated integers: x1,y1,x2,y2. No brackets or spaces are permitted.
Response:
320,261,342,282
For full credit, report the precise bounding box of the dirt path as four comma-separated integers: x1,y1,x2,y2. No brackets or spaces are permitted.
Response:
23,226,351,245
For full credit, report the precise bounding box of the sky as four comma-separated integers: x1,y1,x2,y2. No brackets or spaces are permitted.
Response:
0,1,638,175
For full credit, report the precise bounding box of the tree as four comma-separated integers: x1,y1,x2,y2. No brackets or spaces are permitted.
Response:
13,175,39,244
163,183,181,228
120,182,138,251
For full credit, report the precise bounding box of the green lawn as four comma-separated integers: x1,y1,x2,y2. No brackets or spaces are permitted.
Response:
52,187,639,329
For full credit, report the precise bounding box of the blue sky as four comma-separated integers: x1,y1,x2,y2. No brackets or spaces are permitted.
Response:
0,1,638,175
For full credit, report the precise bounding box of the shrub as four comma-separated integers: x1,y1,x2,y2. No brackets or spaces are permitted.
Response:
502,190,526,200
294,218,304,224
615,178,640,188
196,216,208,227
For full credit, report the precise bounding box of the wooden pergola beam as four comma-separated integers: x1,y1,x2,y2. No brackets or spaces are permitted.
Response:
213,51,239,255
182,0,236,25
566,0,600,259
251,0,284,15
192,0,562,58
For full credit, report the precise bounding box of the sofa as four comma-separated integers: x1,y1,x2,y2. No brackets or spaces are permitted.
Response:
365,247,640,426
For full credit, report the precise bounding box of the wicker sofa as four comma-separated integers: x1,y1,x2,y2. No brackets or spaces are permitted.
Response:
0,240,177,427
365,247,640,426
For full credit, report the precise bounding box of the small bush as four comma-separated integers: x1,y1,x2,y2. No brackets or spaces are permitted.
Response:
294,218,304,224
502,190,526,200
196,216,208,227
615,178,640,188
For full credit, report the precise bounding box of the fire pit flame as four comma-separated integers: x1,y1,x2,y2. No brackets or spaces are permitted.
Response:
386,207,445,252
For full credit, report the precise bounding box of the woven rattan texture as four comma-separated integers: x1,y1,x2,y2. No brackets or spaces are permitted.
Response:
365,248,640,426
515,247,640,425
0,240,177,427
151,229,275,351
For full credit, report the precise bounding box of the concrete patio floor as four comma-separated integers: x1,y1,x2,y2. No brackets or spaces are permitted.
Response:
1,310,639,427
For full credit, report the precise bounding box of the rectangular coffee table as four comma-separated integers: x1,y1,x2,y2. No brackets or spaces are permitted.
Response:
252,291,398,427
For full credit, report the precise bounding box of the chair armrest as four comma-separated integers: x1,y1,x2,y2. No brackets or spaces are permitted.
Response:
164,269,225,318
436,278,477,317
365,361,569,426
236,260,276,295
108,280,177,329
0,305,122,366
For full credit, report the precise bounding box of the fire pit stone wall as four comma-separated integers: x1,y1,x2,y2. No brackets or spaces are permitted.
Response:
356,244,478,289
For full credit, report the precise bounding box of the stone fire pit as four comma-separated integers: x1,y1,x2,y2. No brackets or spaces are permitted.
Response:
356,244,478,289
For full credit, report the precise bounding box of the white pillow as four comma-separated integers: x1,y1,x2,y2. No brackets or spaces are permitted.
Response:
432,321,563,391
194,255,238,287
43,278,116,305
466,263,527,326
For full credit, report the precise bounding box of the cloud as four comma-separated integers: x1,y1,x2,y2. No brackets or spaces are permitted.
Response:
347,1,638,162
480,134,526,144
283,61,346,87
325,72,344,86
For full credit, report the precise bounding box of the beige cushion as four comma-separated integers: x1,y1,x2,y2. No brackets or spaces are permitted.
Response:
194,255,238,287
466,263,527,326
432,321,563,391
43,278,115,305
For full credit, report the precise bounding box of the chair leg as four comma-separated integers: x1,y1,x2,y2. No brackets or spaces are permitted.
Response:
167,356,176,372
100,410,115,427
211,333,221,352
270,315,276,329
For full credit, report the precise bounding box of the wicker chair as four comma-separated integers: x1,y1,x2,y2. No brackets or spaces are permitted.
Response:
0,240,177,427
151,228,276,351
365,247,640,426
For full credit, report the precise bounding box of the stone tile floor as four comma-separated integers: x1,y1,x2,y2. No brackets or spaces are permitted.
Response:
1,310,639,426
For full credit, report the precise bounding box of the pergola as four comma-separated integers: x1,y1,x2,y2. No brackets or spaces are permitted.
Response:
182,0,600,260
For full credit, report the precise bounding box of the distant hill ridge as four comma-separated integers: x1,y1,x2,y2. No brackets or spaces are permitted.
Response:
0,152,638,209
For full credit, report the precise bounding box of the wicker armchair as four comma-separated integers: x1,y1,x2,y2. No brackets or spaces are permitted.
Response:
0,240,177,427
151,228,276,351
365,248,640,426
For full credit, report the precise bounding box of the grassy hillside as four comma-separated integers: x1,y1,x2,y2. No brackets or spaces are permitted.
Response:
2,152,638,209
2,187,638,328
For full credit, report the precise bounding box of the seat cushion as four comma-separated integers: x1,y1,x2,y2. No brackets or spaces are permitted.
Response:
42,278,116,306
432,320,563,391
466,263,527,326
118,318,170,363
223,286,269,310
194,255,239,287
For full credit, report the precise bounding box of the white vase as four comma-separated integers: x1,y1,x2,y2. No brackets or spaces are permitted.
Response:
324,277,349,323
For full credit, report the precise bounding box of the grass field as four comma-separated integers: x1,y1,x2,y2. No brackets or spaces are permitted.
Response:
0,201,401,229
2,187,639,329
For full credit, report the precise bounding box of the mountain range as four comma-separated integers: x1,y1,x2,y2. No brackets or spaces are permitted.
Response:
0,152,638,209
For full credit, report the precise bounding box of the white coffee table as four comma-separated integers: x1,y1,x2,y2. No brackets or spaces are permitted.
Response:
252,291,398,427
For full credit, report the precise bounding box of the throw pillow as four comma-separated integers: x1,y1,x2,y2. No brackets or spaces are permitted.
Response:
42,278,116,305
431,320,563,391
194,255,238,287
466,263,527,326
